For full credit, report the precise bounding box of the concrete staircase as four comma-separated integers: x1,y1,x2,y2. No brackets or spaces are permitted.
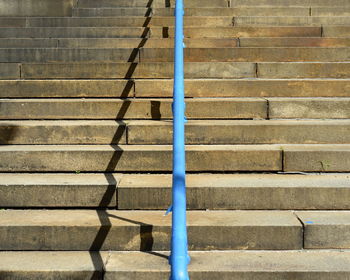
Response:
1,0,350,278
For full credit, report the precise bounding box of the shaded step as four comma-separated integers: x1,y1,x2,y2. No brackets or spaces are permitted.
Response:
21,62,256,79
140,47,350,62
2,251,350,279
0,98,266,120
1,79,350,98
128,120,350,145
240,37,350,47
235,16,350,26
258,62,350,79
119,174,350,210
0,38,238,49
0,210,301,250
230,0,350,6
0,145,281,172
268,97,350,119
25,16,235,28
73,7,311,17
297,211,350,249
0,173,119,208
0,63,19,79
0,26,322,39
2,119,349,145
284,144,350,172
0,18,26,27
0,48,139,63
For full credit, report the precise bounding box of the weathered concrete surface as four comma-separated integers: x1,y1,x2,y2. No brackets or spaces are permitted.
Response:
118,174,350,210
0,98,267,120
0,18,25,27
0,145,282,172
105,251,350,280
0,63,19,79
0,0,75,17
312,7,350,16
235,16,350,26
230,0,350,6
57,38,239,48
240,38,350,48
0,80,135,98
258,63,350,79
0,251,106,280
268,98,350,119
136,79,350,97
1,79,350,98
128,120,350,144
22,62,256,79
0,120,127,144
73,7,311,17
297,211,350,249
283,145,350,172
0,173,119,208
0,38,58,48
0,210,301,250
322,26,350,37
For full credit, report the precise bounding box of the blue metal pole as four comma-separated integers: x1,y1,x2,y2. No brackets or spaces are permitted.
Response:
169,0,189,278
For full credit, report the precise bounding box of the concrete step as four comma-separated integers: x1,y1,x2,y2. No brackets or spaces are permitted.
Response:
0,145,282,172
257,62,350,79
4,47,349,63
235,16,350,26
0,210,301,250
2,173,350,209
21,62,256,79
296,211,350,249
0,63,19,79
18,62,350,79
118,174,350,210
312,7,350,16
24,16,235,28
2,120,350,145
0,144,350,172
0,38,239,49
128,120,350,145
323,26,350,37
0,98,266,120
230,0,350,6
2,250,350,279
239,37,350,47
268,97,350,119
77,0,230,8
0,173,119,208
0,26,322,38
1,79,349,98
73,7,311,17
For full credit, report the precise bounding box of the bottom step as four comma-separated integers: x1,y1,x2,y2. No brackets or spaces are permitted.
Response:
1,251,350,279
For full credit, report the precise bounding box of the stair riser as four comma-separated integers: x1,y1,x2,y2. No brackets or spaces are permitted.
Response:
0,99,267,120
0,147,282,172
235,17,350,26
0,27,321,39
1,80,349,98
240,38,350,48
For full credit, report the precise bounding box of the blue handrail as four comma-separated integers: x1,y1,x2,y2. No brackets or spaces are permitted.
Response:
169,0,190,279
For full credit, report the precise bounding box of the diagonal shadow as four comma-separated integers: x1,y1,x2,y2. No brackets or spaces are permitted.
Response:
88,0,168,278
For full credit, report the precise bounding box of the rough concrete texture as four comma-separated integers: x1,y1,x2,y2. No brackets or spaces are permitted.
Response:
268,98,350,119
283,144,350,172
127,120,350,145
323,26,350,37
297,211,350,249
0,145,282,172
105,250,350,280
0,210,302,250
313,7,350,16
0,173,120,208
118,174,350,210
230,0,350,6
0,251,107,279
240,37,350,47
0,98,267,120
0,63,19,79
22,62,256,79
